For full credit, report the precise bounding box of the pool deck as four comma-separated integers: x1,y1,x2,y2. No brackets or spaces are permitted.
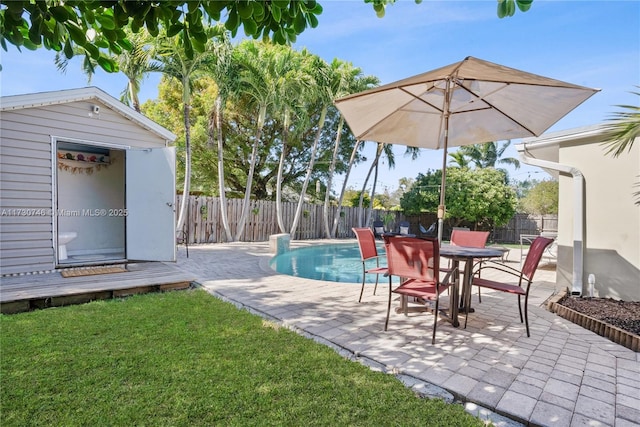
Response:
178,240,639,427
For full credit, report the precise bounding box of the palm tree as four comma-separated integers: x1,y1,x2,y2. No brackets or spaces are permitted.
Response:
233,40,277,241
358,143,394,226
322,61,378,238
320,59,353,238
54,29,153,113
289,53,331,238
455,140,520,184
601,87,640,204
331,139,364,237
458,140,520,170
274,47,312,234
601,87,640,157
323,112,346,237
117,30,155,113
365,143,388,226
357,144,419,227
151,30,216,234
448,150,470,168
329,73,380,237
205,26,236,242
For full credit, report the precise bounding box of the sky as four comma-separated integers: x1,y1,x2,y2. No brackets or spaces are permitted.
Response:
1,0,639,194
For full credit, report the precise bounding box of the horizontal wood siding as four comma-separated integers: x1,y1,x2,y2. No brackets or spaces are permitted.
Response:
0,100,171,275
1,109,54,275
5,103,169,147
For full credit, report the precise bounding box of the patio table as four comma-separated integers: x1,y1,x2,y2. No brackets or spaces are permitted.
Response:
439,245,504,327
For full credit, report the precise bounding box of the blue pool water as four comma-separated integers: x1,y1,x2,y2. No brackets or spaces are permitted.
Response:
269,242,388,284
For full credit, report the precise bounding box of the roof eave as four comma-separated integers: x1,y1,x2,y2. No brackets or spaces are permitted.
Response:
1,87,177,142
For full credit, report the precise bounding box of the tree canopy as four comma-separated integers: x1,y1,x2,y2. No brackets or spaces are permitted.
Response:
1,0,533,72
400,168,517,229
142,39,368,201
400,170,443,215
518,180,558,215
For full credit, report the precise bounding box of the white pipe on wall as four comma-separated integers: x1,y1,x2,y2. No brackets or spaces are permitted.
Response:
516,147,584,296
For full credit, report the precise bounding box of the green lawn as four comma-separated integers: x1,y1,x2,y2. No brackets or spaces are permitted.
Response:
1,289,486,426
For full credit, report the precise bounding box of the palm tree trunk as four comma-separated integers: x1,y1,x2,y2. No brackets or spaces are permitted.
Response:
275,111,291,233
290,107,327,238
331,140,361,238
366,158,380,226
323,117,344,238
213,96,233,242
358,143,381,227
175,103,191,235
128,79,140,113
235,104,266,241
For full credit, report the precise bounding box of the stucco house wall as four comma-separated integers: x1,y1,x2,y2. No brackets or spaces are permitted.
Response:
0,87,176,275
518,125,639,301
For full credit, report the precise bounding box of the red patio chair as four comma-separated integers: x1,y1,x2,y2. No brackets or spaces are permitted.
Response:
450,229,490,248
384,236,450,344
441,230,490,293
352,228,388,302
470,236,554,336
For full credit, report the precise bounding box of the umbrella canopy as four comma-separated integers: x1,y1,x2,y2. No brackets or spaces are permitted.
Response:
334,56,599,240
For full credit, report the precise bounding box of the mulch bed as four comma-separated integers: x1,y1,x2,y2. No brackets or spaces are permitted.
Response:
557,295,640,336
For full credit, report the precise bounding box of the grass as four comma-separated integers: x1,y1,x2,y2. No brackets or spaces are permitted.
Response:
1,289,486,427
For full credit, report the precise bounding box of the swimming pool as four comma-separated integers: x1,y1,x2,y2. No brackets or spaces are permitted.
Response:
269,242,387,284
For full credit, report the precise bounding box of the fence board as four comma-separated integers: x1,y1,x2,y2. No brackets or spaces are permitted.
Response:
174,196,556,245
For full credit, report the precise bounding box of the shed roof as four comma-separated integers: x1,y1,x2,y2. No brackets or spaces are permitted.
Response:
0,87,177,142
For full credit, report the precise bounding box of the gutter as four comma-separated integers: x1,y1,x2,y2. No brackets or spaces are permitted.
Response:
516,144,584,296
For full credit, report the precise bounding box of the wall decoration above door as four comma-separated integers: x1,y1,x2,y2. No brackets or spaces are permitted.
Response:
57,150,112,174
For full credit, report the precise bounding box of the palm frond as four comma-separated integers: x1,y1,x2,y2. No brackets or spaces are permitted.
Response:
601,88,640,157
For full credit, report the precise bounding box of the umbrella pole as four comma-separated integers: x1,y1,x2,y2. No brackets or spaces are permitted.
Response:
438,139,447,244
438,79,452,244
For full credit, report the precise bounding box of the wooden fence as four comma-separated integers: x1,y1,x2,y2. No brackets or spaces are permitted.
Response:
393,213,557,244
176,195,362,243
176,195,557,245
490,213,558,243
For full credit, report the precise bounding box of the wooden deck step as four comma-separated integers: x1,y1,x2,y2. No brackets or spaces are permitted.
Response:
0,261,197,314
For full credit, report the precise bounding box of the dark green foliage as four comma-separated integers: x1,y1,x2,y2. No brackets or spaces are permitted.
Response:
344,189,371,208
1,1,532,72
401,168,517,228
1,1,324,71
519,180,559,215
497,0,533,18
400,170,443,215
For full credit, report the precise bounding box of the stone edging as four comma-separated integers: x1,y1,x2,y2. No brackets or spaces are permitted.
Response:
546,290,639,352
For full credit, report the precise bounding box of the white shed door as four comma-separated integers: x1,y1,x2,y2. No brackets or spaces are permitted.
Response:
126,147,176,261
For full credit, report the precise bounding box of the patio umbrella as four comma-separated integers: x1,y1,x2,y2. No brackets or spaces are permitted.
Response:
334,56,599,241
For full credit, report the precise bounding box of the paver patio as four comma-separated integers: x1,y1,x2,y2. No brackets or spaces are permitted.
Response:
177,240,639,427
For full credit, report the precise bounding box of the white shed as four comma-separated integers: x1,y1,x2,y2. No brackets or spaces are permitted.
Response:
0,87,177,275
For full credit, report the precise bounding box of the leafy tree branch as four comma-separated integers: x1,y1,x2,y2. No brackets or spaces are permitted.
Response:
1,0,533,72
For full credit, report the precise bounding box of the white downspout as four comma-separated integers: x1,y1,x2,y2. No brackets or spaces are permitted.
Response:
517,145,584,295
